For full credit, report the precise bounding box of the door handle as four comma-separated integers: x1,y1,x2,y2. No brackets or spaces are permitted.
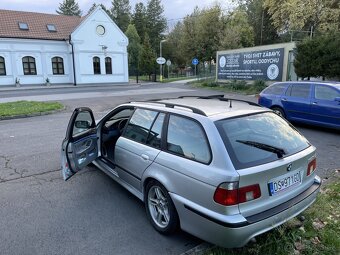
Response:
312,102,318,105
141,154,149,161
281,98,287,102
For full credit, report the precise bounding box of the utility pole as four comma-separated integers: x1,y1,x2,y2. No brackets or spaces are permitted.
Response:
159,40,167,82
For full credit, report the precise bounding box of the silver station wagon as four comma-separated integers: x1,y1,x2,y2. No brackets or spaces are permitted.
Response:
61,95,321,248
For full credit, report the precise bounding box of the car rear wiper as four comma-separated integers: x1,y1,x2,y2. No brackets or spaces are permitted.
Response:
236,140,286,158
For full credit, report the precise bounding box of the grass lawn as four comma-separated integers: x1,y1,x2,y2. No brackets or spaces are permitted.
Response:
190,79,268,95
0,101,64,118
205,174,340,255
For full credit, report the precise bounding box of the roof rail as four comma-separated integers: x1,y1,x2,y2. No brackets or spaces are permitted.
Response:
178,95,260,106
133,100,207,116
131,95,260,116
215,97,260,107
178,95,224,99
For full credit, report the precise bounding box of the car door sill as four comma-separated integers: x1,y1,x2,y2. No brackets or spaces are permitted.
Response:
93,158,144,202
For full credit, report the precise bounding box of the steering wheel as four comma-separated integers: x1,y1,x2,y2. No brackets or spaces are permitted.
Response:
117,119,128,132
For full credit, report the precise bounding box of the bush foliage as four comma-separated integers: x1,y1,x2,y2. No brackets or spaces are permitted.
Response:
294,34,340,80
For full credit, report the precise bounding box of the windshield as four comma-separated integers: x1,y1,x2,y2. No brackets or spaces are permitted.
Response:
215,112,310,169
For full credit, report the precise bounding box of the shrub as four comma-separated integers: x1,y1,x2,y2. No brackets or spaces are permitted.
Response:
253,80,267,90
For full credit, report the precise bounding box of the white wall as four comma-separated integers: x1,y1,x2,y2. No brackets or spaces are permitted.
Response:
0,39,73,86
0,7,129,86
71,6,129,84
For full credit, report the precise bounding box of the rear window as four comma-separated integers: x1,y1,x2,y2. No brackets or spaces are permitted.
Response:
263,83,287,95
215,112,310,169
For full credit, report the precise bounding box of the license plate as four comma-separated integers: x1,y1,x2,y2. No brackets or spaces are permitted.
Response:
268,171,302,196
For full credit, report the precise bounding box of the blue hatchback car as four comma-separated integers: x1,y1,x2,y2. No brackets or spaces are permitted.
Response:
258,81,340,129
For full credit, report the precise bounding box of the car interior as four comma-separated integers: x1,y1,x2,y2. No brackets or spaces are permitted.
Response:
101,108,134,162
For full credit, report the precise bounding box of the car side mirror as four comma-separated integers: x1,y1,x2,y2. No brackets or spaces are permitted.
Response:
75,120,91,129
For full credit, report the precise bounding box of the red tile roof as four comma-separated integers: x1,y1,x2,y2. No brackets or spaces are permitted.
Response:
0,9,84,40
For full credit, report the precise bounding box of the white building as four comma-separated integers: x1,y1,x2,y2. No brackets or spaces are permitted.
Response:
0,6,129,86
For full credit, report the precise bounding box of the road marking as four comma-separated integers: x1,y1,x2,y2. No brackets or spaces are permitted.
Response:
0,87,195,103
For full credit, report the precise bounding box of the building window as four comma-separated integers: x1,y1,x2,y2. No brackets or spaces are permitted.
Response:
105,57,112,74
52,57,64,75
93,57,101,74
22,56,36,75
18,22,29,30
47,24,57,32
0,57,6,75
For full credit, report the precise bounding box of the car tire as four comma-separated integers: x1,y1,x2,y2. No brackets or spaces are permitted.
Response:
145,180,179,235
272,107,286,118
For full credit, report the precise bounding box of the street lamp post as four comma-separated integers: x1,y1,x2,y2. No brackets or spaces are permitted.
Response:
159,39,167,82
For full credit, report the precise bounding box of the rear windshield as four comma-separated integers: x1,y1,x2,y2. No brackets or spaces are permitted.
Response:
215,112,310,170
263,83,288,95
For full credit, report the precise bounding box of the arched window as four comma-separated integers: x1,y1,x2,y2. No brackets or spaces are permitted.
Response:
105,57,112,74
52,57,64,75
93,57,101,74
0,56,5,75
22,56,36,75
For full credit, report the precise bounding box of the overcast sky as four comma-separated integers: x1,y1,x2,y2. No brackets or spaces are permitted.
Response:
0,0,235,24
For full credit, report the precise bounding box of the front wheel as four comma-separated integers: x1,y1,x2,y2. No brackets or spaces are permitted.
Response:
272,107,285,118
145,181,179,234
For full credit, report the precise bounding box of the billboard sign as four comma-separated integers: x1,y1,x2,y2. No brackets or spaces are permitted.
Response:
217,48,284,81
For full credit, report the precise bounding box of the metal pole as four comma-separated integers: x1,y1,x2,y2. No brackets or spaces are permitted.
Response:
160,41,162,82
310,26,313,39
260,9,264,45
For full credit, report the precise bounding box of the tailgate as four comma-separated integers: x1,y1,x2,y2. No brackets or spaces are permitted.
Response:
237,146,316,217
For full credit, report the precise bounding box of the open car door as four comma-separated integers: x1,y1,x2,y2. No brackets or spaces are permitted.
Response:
61,107,98,181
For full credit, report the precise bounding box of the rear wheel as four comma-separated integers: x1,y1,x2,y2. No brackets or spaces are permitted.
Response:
145,180,179,234
272,107,285,118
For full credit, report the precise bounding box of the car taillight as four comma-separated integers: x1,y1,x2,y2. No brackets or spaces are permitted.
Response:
213,182,261,206
307,158,317,176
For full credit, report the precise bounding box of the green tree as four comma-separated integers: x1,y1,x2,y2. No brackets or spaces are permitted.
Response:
263,0,340,33
181,8,201,63
111,0,131,32
220,8,254,49
240,0,278,45
125,24,142,76
196,5,224,62
87,3,112,19
319,34,340,79
294,38,320,80
56,0,82,16
132,3,147,43
146,0,167,52
139,33,157,76
166,22,186,67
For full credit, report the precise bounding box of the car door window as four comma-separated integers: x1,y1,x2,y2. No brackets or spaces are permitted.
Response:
123,109,158,144
72,111,94,137
146,113,165,149
315,85,339,100
166,115,211,164
289,84,311,98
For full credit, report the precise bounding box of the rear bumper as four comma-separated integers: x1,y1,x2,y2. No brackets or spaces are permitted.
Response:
171,176,321,248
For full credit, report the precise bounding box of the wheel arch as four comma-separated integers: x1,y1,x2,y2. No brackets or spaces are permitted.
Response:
270,105,286,117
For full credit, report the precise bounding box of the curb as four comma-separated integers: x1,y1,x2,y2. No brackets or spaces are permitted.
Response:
0,82,162,92
0,105,66,121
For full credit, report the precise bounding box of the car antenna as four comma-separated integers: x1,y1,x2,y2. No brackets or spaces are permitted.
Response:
229,99,232,108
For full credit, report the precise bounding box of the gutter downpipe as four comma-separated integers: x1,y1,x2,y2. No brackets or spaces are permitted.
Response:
68,35,77,86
